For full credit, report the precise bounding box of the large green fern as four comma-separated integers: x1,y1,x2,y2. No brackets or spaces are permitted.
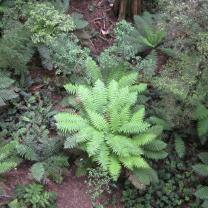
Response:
55,79,167,180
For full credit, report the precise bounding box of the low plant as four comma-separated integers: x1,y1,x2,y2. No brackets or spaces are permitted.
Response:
13,94,69,183
8,183,56,208
87,167,112,207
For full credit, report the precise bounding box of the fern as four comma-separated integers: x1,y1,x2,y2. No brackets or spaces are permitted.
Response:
55,79,167,181
126,12,172,56
0,25,34,83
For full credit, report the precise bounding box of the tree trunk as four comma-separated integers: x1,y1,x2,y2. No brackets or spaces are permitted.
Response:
113,0,142,20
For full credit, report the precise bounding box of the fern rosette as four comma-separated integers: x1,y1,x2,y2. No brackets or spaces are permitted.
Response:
55,79,167,180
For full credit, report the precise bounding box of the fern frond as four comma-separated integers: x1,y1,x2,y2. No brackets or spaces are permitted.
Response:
142,150,168,160
175,136,185,158
121,156,150,170
108,157,121,181
193,164,208,177
195,186,208,200
31,162,45,182
85,57,102,84
64,83,79,95
118,72,138,88
87,110,107,131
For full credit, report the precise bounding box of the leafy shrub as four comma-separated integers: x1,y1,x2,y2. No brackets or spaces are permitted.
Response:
47,34,90,77
26,2,75,44
9,183,56,208
55,78,167,180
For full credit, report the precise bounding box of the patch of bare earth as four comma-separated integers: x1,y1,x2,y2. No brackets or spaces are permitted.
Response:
70,0,117,55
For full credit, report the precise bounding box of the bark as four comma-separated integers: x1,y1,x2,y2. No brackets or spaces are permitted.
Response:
113,0,142,20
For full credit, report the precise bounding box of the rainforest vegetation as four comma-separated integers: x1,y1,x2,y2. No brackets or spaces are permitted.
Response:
0,0,208,207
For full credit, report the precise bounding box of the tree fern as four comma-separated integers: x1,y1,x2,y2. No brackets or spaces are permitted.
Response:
55,79,167,181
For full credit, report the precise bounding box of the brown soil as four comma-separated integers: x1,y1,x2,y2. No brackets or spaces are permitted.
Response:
70,0,117,55
1,165,124,208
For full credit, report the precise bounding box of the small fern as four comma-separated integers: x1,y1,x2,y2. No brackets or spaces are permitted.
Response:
125,12,173,56
56,79,167,181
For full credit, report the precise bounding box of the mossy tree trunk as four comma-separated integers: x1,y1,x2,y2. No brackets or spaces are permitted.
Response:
113,0,142,20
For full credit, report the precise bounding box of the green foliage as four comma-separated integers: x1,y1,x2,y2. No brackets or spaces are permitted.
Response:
151,54,205,129
193,152,208,207
0,72,18,107
9,183,56,208
131,12,166,52
122,143,199,207
47,34,90,78
0,25,34,83
13,94,68,183
0,140,21,174
26,2,75,44
56,79,166,180
87,167,112,207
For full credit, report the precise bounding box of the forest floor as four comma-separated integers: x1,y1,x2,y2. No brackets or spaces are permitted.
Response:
2,0,124,207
